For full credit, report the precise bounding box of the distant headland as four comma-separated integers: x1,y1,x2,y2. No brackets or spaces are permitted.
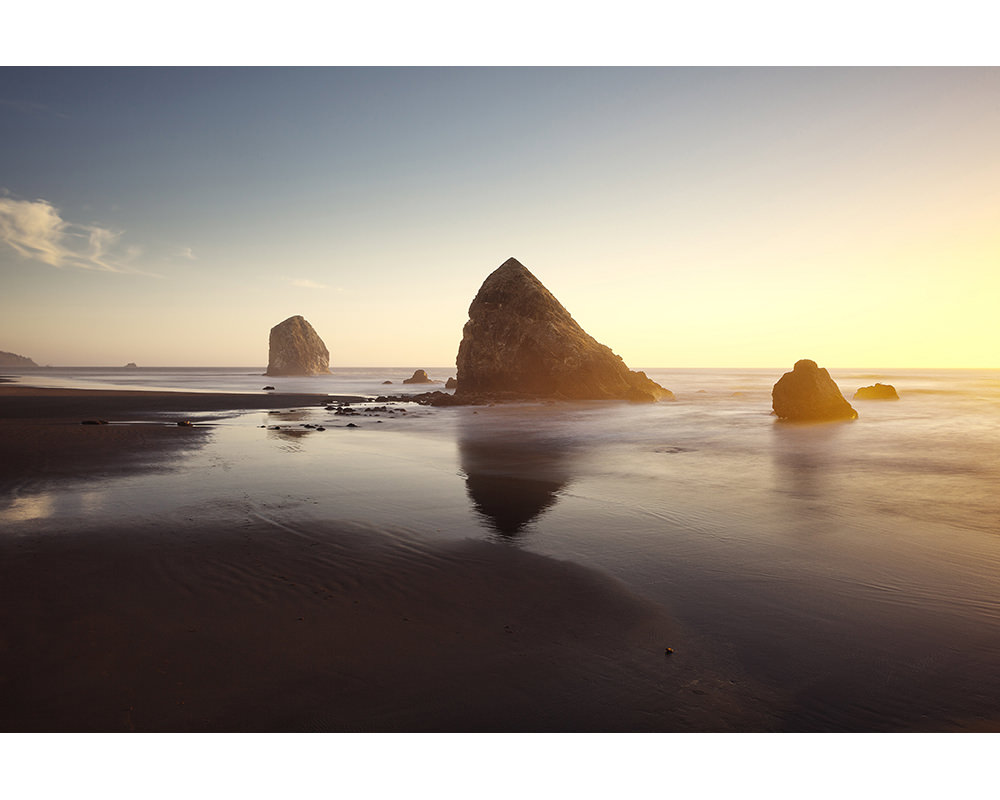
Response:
0,350,37,368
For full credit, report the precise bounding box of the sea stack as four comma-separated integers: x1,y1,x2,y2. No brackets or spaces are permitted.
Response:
402,369,435,384
854,383,899,400
772,359,858,421
455,258,673,403
265,315,331,376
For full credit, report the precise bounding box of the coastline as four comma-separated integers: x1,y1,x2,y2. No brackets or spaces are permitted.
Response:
0,383,776,731
0,385,360,484
0,384,364,419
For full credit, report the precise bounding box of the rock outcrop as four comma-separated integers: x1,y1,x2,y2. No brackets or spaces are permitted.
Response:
0,350,37,367
454,258,673,403
265,315,331,376
772,359,858,421
402,369,436,384
445,377,458,389
854,383,899,400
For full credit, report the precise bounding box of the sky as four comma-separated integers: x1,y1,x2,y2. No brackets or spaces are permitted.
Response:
2,66,999,368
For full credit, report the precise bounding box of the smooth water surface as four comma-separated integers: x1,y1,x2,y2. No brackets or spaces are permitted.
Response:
4,366,1000,730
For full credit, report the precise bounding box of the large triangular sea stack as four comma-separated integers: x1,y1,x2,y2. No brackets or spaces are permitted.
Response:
454,258,672,402
265,315,331,376
772,359,857,421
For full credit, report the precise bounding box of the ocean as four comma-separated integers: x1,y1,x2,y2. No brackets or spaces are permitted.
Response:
3,365,1000,730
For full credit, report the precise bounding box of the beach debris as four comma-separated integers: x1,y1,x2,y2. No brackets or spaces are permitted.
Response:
81,419,109,425
665,647,674,655
262,385,275,391
177,420,194,427
771,359,858,421
346,422,359,428
854,382,899,400
265,314,331,376
454,257,674,403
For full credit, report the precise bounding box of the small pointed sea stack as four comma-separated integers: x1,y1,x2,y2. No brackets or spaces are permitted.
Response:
772,359,858,421
854,383,899,400
402,369,435,384
265,315,331,376
454,258,673,402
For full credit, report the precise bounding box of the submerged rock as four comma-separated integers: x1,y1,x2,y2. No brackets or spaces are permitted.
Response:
402,369,436,384
454,258,673,403
854,383,899,400
772,359,858,421
265,315,331,377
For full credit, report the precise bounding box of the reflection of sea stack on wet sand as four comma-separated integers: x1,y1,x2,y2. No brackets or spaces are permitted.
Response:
459,424,571,537
772,359,858,421
265,315,331,377
454,258,673,403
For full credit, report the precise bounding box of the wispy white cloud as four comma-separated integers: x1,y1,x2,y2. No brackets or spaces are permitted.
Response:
0,196,149,274
292,278,335,290
176,246,196,260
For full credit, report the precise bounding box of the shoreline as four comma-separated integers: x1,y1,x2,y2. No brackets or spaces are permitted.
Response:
0,384,361,485
0,384,366,419
0,382,777,731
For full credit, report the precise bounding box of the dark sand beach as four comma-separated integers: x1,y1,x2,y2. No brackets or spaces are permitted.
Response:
0,385,775,731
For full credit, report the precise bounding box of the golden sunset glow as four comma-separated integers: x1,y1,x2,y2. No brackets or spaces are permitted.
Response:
1,67,997,369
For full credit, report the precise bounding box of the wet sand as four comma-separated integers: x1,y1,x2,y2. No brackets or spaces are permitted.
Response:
0,385,345,483
0,386,776,731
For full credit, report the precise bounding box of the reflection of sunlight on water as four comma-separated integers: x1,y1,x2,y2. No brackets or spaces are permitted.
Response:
1,488,109,525
2,372,999,731
1,493,55,523
78,490,106,516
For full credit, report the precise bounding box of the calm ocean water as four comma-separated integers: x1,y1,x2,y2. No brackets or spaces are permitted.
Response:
4,365,1000,730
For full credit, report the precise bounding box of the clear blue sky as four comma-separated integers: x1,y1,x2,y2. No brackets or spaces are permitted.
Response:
2,67,998,367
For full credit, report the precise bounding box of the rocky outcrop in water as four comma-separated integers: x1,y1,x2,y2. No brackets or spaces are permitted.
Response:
854,383,899,400
265,315,331,377
454,258,673,403
772,359,858,421
0,350,37,367
402,369,437,384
